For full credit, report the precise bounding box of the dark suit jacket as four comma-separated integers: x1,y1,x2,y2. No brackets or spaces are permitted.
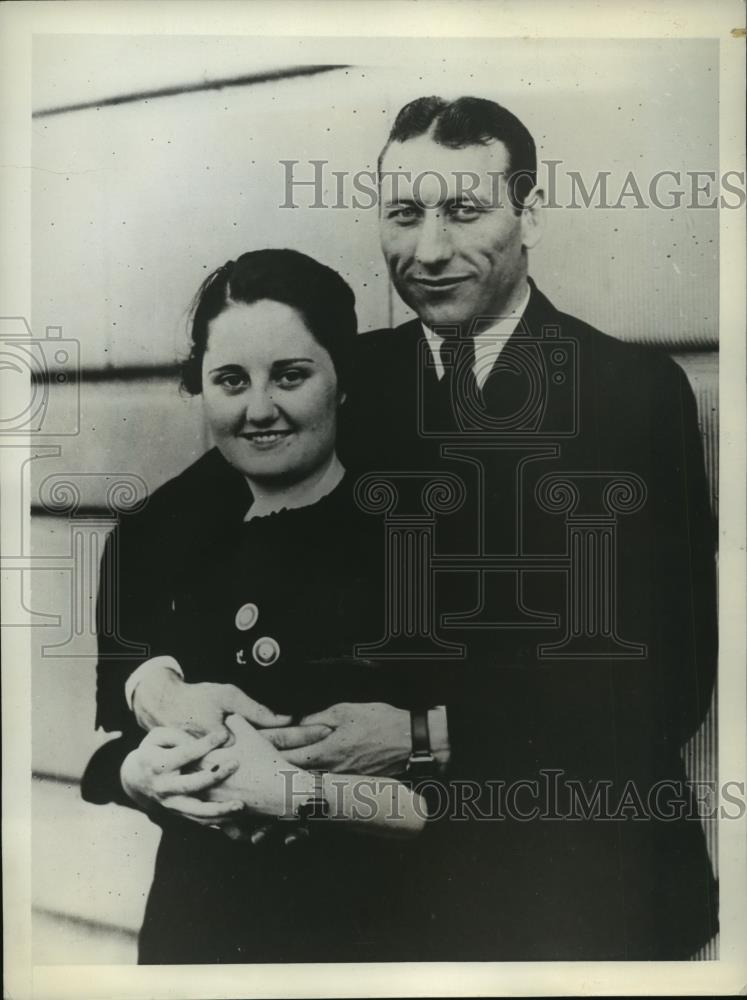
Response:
336,278,718,958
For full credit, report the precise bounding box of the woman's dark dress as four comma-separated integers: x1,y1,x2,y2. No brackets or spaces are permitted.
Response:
84,450,447,963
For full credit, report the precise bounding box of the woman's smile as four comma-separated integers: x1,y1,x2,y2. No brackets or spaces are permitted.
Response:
239,429,294,449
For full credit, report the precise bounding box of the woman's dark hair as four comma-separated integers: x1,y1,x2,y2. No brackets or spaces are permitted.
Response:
378,95,537,213
181,248,357,395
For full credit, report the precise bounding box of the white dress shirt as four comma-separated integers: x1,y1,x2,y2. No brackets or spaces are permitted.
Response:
422,283,531,389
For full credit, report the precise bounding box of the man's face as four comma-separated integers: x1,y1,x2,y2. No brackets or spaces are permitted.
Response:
379,135,539,330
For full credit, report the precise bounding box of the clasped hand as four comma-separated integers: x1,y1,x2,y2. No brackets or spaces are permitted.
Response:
126,668,415,833
133,668,413,777
131,667,292,738
121,715,311,830
120,727,245,825
262,701,412,775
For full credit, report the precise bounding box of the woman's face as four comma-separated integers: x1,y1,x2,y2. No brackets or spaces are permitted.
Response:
201,299,341,486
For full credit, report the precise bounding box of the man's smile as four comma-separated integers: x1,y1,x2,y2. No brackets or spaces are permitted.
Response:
411,275,471,290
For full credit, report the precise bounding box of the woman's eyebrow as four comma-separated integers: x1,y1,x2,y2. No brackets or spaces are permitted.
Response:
271,357,316,366
207,362,245,374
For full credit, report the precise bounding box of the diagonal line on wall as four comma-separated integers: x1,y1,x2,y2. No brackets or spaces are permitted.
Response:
33,64,350,118
33,904,138,941
33,770,82,786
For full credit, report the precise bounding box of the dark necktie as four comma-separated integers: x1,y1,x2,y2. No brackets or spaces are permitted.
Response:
480,340,535,426
438,339,481,430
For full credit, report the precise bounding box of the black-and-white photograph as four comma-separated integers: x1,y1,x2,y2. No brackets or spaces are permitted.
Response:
2,2,745,997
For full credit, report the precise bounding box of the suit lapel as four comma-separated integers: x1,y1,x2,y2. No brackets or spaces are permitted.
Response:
477,281,558,426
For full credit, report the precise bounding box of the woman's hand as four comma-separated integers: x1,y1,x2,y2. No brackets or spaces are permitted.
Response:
120,727,246,825
202,716,428,839
201,715,313,819
131,664,291,738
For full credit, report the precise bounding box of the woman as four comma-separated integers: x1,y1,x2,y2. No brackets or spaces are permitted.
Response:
82,249,446,964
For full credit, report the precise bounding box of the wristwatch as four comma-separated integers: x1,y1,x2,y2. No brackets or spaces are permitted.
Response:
284,771,328,845
406,708,436,781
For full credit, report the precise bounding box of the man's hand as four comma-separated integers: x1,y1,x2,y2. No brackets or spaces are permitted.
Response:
263,702,412,776
120,727,245,825
132,665,291,738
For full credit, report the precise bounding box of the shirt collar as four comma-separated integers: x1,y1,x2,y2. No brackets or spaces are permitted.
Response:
421,282,531,388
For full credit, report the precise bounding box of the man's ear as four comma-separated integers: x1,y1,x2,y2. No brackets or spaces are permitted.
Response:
520,186,545,250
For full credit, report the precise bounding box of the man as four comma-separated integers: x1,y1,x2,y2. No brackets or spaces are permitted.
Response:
87,96,718,961
335,96,718,959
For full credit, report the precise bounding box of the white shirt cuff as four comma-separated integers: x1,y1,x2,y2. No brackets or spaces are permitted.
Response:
125,655,184,711
428,705,450,764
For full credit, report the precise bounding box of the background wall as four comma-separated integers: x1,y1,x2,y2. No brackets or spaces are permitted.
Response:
29,34,719,963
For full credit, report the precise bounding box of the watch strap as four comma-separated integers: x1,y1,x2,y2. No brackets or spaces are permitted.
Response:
407,708,436,780
286,771,328,845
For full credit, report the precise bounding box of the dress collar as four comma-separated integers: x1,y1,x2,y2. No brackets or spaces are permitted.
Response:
243,456,346,522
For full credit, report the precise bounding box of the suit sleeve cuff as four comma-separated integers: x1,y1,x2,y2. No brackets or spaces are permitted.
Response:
124,655,184,711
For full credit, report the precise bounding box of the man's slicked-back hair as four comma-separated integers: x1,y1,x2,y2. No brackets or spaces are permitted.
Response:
379,95,537,212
